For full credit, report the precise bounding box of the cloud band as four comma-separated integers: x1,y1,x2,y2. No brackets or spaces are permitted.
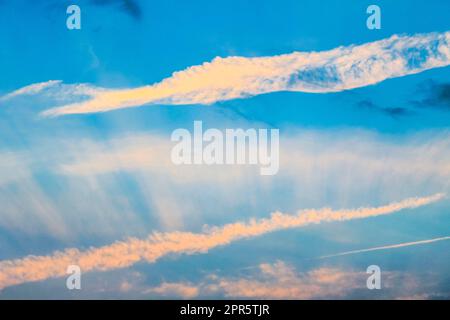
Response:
38,31,450,116
0,193,444,290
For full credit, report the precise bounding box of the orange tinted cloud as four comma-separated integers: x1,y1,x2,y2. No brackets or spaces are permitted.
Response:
0,193,444,290
3,32,448,116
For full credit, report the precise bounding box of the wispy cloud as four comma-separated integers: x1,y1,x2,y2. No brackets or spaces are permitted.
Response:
2,31,449,116
318,236,450,259
0,80,61,102
142,261,434,299
57,130,450,206
144,282,200,299
1,129,449,238
0,193,443,290
212,263,359,299
146,262,364,299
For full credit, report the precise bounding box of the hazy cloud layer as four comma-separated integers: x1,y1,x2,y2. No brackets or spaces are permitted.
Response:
141,261,447,299
1,129,450,239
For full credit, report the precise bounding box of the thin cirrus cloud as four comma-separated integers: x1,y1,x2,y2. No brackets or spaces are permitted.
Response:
318,235,450,259
0,193,444,290
144,261,434,299
0,80,62,102
1,31,449,116
1,129,449,239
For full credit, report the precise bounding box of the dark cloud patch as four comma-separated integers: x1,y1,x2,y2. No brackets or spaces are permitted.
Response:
357,100,410,118
411,80,450,109
90,0,142,20
382,107,410,117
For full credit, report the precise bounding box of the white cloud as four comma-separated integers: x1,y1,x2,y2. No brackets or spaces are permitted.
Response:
0,152,69,237
3,32,449,116
57,129,450,208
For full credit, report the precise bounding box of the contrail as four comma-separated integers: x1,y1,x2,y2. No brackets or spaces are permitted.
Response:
0,193,444,290
318,236,450,259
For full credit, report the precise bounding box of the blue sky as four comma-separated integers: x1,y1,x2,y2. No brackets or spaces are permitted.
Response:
0,0,449,299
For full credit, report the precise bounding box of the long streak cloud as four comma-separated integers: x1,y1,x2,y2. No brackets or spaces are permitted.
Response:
2,31,448,116
318,236,450,259
0,193,444,290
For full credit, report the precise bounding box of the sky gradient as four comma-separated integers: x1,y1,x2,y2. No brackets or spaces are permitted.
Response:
0,0,449,299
